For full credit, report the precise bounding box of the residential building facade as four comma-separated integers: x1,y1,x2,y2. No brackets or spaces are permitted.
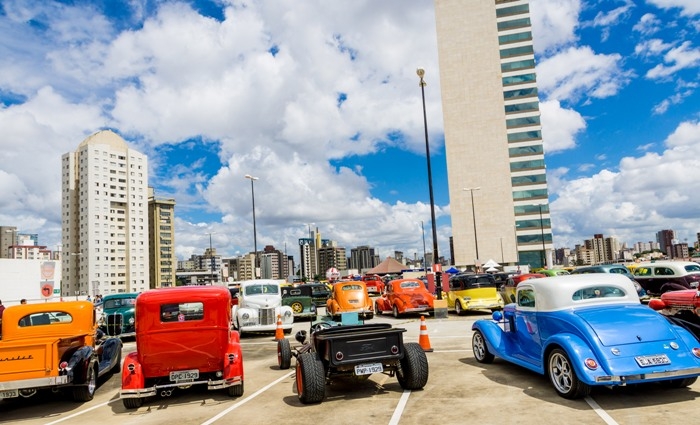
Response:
148,188,176,288
435,0,552,269
61,130,150,297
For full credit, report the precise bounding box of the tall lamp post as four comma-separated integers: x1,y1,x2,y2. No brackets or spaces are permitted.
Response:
539,204,546,268
206,232,216,283
244,174,259,278
463,187,481,267
417,68,442,300
421,221,427,272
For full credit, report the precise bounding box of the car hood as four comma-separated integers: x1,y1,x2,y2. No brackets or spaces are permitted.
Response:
576,306,677,346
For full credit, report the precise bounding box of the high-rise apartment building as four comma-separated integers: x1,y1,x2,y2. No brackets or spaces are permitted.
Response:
435,0,552,269
348,245,379,272
0,226,17,258
148,187,176,288
656,229,675,255
61,130,150,297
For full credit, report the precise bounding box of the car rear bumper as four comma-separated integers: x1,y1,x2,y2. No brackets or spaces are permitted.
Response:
0,375,70,392
120,376,243,398
594,367,700,385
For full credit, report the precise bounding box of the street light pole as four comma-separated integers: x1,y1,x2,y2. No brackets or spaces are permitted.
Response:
539,204,546,268
245,174,259,278
421,221,427,272
206,232,216,283
417,68,442,300
463,187,481,267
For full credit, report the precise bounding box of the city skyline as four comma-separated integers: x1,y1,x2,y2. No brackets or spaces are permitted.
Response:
0,1,698,263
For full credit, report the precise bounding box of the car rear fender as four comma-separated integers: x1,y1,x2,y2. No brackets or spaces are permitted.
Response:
121,351,144,390
543,333,605,385
375,297,388,311
67,346,95,384
223,343,244,380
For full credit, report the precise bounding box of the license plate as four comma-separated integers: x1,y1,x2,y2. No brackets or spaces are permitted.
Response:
354,363,383,375
170,369,199,382
635,354,671,367
0,389,18,399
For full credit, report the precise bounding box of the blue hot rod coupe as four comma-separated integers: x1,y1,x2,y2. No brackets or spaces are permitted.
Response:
472,274,700,399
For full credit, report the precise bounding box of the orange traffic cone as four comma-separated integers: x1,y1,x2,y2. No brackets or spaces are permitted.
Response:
418,315,433,352
274,314,284,341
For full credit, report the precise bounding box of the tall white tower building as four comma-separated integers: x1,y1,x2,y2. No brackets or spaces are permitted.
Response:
61,130,150,297
435,0,552,269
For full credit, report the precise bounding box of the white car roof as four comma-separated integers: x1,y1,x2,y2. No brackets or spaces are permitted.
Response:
239,279,281,287
516,273,641,311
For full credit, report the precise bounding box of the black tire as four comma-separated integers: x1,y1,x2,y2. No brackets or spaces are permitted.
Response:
375,301,382,315
455,302,463,316
284,327,292,335
660,377,698,388
227,381,244,397
72,363,97,402
547,348,591,399
111,350,122,374
472,330,494,363
278,338,292,370
397,342,429,390
296,352,325,404
393,305,400,318
122,397,143,409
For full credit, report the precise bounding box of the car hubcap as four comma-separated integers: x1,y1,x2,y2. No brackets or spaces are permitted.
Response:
473,333,486,359
550,352,573,393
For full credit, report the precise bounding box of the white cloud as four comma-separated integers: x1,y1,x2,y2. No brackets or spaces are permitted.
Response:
536,46,630,101
632,13,662,35
646,40,700,79
539,99,586,153
647,0,700,16
530,0,582,53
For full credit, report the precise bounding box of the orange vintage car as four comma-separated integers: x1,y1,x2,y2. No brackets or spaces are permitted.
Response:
374,278,434,318
326,281,374,320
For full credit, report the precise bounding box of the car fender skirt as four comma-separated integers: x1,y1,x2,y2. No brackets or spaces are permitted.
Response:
224,346,244,380
121,352,145,390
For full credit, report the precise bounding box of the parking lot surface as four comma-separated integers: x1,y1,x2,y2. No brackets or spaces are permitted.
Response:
2,311,700,425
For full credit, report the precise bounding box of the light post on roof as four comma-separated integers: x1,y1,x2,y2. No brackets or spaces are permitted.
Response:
417,67,442,300
244,174,259,278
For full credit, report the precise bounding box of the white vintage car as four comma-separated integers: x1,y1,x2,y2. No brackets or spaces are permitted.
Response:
232,279,294,334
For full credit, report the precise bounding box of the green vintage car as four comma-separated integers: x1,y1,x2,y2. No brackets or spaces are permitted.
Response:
281,285,317,322
98,293,139,337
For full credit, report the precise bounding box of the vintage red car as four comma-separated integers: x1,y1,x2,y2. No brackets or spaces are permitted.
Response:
362,274,385,295
326,281,373,320
120,285,244,409
374,278,435,317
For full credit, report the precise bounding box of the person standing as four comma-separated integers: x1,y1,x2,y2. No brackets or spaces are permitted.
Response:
0,299,5,320
20,299,27,304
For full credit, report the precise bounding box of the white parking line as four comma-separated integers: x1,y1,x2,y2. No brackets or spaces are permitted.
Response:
388,390,411,425
43,399,116,424
201,371,295,425
584,396,619,425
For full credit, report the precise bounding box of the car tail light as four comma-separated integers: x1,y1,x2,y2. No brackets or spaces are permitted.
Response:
692,348,700,358
584,358,598,370
228,353,237,364
127,363,136,374
335,351,344,361
391,345,399,354
59,361,68,370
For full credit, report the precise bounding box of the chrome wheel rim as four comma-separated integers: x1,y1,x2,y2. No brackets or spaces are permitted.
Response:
549,352,573,394
473,332,486,360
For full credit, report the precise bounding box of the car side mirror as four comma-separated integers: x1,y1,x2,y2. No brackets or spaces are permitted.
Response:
295,330,307,344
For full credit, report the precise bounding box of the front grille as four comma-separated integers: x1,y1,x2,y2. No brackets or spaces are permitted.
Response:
259,308,276,325
106,313,123,336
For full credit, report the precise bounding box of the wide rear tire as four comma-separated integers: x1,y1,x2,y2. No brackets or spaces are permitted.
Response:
472,330,494,364
548,348,590,399
72,363,97,402
296,352,325,404
278,338,292,370
397,342,429,390
122,397,143,409
227,381,244,397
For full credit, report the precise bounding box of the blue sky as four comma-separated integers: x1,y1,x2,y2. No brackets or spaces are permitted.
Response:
0,0,698,264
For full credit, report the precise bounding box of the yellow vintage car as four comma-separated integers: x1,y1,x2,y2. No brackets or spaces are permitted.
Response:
326,281,373,320
444,273,504,314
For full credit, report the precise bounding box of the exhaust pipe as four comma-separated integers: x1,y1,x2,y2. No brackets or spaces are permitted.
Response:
160,390,172,397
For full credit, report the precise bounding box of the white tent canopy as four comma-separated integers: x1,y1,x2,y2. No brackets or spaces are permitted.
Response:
483,259,501,269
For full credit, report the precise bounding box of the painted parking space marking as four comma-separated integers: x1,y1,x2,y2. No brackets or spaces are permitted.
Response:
388,390,411,425
585,396,619,425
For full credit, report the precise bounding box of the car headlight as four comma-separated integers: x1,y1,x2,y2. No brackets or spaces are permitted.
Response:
242,312,250,320
128,317,135,325
284,310,292,318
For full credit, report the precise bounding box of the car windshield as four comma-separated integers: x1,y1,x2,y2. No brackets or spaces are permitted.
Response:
104,298,136,309
245,284,279,295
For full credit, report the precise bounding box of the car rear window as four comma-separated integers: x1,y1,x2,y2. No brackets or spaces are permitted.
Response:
160,302,204,322
19,311,73,326
341,284,363,291
685,264,700,273
400,281,421,289
572,286,626,301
